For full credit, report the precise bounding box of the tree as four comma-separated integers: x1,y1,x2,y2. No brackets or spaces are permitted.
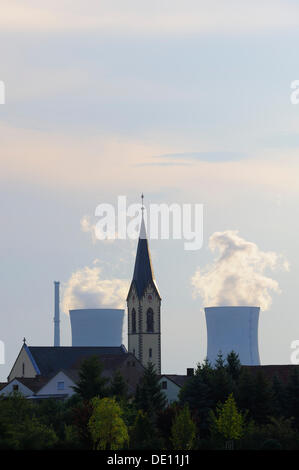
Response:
210,366,234,406
286,368,299,428
242,416,299,450
130,410,163,449
215,351,226,370
261,417,299,450
73,356,108,400
109,370,128,403
0,394,57,450
226,351,241,382
197,357,234,410
251,370,273,424
170,404,196,450
198,358,213,384
35,398,70,441
236,369,273,424
210,394,244,445
236,368,255,414
179,374,212,433
156,404,178,449
88,397,128,450
272,375,287,418
135,362,166,419
71,400,94,449
5,417,57,450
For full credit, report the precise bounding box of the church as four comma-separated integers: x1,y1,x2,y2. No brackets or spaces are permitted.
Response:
127,207,162,374
0,203,189,402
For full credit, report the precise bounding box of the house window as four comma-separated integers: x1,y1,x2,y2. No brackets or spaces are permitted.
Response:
162,381,167,390
146,308,154,332
149,348,152,358
133,348,136,356
132,308,136,333
57,381,64,391
13,384,19,391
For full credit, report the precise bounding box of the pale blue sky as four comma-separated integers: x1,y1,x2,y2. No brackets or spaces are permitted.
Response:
1,1,299,380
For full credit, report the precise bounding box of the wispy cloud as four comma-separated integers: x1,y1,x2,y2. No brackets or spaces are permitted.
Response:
1,123,299,194
152,151,249,164
2,1,299,35
134,161,193,167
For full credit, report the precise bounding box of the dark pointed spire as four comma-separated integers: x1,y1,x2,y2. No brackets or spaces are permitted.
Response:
130,195,160,299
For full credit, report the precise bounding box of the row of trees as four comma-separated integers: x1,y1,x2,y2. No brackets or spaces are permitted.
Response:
1,352,299,449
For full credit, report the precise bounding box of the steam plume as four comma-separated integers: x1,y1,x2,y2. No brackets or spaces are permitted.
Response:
191,230,289,310
62,264,129,314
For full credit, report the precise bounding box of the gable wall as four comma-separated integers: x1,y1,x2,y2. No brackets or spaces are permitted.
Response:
8,347,37,381
159,377,180,404
36,371,75,397
0,379,33,397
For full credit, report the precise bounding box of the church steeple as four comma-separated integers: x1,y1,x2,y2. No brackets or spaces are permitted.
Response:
131,204,160,300
127,196,161,374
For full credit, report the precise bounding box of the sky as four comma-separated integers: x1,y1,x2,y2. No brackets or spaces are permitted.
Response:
1,0,299,380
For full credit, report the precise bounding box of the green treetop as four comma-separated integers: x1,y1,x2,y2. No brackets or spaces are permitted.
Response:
170,404,196,450
88,397,128,450
210,393,245,441
73,356,108,401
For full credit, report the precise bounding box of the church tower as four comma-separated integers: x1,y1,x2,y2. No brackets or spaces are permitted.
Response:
127,196,161,374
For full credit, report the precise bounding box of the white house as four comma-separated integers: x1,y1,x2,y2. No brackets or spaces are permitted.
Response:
33,370,78,400
0,377,48,397
159,370,193,404
0,371,77,401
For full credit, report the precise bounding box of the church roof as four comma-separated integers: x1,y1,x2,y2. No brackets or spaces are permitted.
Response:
130,216,160,299
27,346,127,378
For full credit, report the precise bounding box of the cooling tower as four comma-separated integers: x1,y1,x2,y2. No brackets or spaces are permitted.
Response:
205,306,260,366
69,308,124,347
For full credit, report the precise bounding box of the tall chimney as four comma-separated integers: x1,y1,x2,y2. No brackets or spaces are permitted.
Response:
54,281,60,347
